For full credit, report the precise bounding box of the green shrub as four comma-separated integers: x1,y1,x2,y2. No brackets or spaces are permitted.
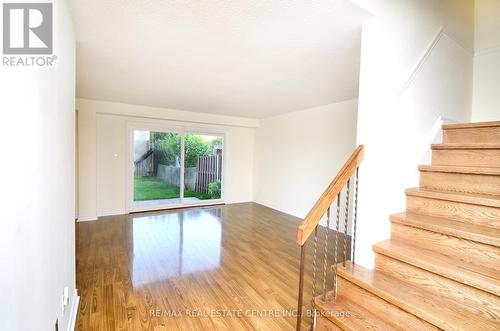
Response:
184,134,211,167
151,133,216,168
151,132,180,167
208,180,221,199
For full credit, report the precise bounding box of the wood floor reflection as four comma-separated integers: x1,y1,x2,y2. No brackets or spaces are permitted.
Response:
76,203,343,330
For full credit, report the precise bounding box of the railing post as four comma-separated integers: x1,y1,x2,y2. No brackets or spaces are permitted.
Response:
294,145,364,328
296,244,306,331
352,167,359,264
311,227,318,330
321,207,331,302
333,194,341,301
343,179,351,266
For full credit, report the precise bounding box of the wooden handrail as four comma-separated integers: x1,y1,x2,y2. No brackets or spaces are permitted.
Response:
296,145,364,246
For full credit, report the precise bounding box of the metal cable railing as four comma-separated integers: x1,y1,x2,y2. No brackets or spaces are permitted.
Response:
295,145,364,331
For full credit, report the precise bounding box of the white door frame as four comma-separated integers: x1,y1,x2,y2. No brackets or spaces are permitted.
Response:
126,122,227,213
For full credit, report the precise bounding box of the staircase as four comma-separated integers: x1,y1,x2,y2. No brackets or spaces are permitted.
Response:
296,121,500,331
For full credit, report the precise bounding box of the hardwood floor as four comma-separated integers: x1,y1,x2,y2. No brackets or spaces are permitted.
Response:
76,203,348,330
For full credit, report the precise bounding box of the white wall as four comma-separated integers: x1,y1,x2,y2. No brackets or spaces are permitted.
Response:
77,99,257,220
472,0,500,121
0,1,76,331
351,0,474,267
253,99,358,221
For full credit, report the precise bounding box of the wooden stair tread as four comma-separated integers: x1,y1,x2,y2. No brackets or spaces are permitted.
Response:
390,216,500,271
335,276,438,331
315,294,400,331
432,143,500,150
406,188,500,226
419,164,500,175
373,240,500,295
405,187,500,208
337,262,500,331
374,254,500,321
443,121,500,130
390,212,500,247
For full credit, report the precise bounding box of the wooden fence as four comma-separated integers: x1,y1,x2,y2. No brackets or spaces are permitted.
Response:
195,154,222,193
134,149,154,177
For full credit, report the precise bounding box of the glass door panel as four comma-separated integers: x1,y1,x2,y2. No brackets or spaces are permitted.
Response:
133,130,181,205
184,133,223,201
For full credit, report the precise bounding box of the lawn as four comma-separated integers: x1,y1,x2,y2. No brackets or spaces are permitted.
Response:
134,176,212,201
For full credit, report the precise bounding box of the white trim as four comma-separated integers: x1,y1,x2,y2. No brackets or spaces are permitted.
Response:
396,27,473,102
67,289,80,331
77,215,98,222
126,121,185,134
397,27,444,101
97,209,127,217
76,98,260,128
420,116,460,164
442,31,474,56
440,117,460,125
180,132,185,200
130,201,225,214
475,45,500,57
126,124,133,213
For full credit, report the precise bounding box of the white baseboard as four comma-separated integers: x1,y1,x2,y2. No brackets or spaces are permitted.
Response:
67,289,80,331
97,209,126,217
420,116,460,164
77,215,98,222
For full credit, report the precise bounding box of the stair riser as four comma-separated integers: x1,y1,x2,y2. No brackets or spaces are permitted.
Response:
373,242,500,296
406,195,500,228
336,277,437,331
390,222,500,270
443,126,500,144
420,171,500,195
374,254,500,318
432,149,500,168
317,315,343,331
338,263,489,330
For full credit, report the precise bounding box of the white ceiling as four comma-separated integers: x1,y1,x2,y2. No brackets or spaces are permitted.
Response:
68,0,369,119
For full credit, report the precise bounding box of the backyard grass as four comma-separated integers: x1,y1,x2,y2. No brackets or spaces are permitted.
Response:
134,176,212,201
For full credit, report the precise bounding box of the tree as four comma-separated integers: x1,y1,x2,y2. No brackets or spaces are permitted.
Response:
209,137,223,150
151,133,180,168
184,134,210,167
151,133,222,169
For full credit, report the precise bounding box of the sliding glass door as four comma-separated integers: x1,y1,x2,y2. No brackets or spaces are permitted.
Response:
133,130,181,205
130,126,224,211
183,133,223,201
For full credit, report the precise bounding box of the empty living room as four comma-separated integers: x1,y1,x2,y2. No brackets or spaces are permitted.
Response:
1,0,500,330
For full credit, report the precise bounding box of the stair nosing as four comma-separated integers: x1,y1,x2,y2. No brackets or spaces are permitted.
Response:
442,121,500,130
336,262,499,331
419,164,500,175
373,240,500,296
405,187,500,208
431,143,500,150
389,212,500,247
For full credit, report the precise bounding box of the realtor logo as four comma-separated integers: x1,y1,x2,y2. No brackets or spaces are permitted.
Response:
3,3,53,54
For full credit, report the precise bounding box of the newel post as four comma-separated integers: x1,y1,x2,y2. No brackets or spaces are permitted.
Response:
296,244,306,331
